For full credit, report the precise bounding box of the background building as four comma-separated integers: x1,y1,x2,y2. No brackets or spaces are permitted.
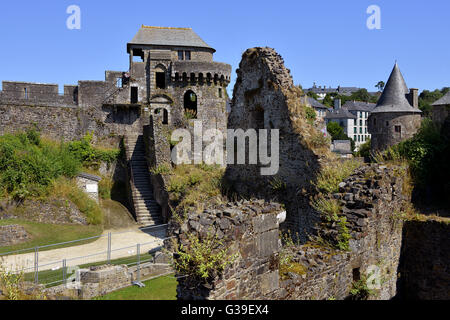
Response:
368,63,422,152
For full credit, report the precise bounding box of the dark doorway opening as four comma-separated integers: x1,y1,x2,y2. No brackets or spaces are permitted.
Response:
184,90,197,119
131,87,138,104
163,109,169,125
156,72,166,89
353,268,361,281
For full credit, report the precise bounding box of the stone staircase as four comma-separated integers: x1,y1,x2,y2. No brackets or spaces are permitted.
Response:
124,135,162,226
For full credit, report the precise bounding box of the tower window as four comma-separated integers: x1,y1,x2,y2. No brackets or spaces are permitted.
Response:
156,72,166,89
24,88,28,99
218,88,223,98
185,51,191,61
184,90,198,119
395,126,402,133
131,87,138,104
178,51,184,60
386,121,389,127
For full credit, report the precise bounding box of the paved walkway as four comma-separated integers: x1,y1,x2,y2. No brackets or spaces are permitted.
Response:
0,226,167,273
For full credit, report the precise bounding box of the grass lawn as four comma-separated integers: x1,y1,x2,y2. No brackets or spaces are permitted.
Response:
94,274,177,300
0,219,103,255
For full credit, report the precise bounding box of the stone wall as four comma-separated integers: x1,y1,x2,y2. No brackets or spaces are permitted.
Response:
171,200,284,300
44,262,172,300
368,112,422,151
0,104,143,145
398,219,450,300
171,164,410,300
0,225,30,247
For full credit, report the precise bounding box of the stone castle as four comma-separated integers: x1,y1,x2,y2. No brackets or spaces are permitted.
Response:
0,28,447,300
0,26,232,226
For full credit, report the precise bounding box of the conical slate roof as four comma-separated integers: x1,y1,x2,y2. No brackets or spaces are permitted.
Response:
432,91,450,106
127,26,215,52
371,63,422,114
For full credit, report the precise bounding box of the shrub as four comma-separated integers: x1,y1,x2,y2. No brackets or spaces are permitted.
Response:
349,275,374,300
0,130,80,200
67,133,120,167
304,105,317,124
171,233,237,282
50,178,104,225
150,164,173,175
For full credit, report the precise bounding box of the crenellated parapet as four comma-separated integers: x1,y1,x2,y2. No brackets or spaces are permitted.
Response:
171,61,231,85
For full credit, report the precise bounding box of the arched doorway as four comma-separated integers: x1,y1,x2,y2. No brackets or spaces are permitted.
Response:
184,90,197,119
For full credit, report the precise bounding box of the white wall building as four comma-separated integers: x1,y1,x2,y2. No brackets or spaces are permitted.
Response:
325,99,376,151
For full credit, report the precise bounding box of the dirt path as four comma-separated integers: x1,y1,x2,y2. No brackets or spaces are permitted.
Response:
0,226,167,273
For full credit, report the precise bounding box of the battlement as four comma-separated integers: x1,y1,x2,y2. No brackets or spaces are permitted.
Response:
0,81,78,107
171,61,231,84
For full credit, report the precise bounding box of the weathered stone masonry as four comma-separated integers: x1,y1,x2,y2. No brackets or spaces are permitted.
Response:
172,164,409,300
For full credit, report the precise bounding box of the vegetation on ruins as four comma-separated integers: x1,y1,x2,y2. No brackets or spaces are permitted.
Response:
310,160,361,251
284,87,333,156
166,164,226,215
349,274,375,300
0,266,46,300
279,232,308,280
170,232,237,283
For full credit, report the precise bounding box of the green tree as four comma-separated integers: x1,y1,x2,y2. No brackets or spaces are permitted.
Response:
327,122,355,152
350,89,371,102
375,81,385,92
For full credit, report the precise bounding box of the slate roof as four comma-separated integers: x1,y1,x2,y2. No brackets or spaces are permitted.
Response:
343,101,377,112
307,97,328,110
78,172,102,182
371,63,422,114
325,108,357,120
128,26,215,52
432,91,450,106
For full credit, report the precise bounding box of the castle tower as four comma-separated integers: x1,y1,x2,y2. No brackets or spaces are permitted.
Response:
124,25,232,133
368,63,422,152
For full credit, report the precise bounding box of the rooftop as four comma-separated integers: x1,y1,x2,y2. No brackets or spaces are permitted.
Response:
371,63,422,114
306,96,328,110
128,25,215,52
432,91,450,106
325,108,357,120
343,101,377,112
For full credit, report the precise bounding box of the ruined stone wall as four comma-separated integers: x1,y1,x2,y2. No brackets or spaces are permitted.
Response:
171,200,284,300
398,219,450,300
0,225,30,247
225,47,330,240
172,164,410,300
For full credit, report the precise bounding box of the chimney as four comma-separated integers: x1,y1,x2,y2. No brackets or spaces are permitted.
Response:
334,98,341,110
408,88,419,109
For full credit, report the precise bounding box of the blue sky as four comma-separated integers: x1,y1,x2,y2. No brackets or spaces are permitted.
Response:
0,0,449,94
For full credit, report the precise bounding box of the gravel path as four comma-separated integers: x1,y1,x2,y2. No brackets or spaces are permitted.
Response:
0,226,167,273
